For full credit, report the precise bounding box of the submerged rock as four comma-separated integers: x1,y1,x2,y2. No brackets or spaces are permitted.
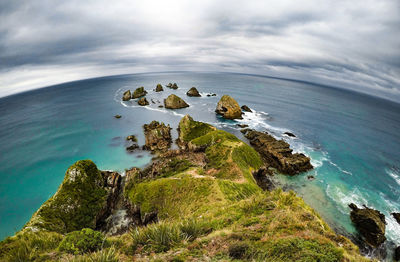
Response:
126,135,137,142
349,203,386,247
166,83,173,88
155,84,163,92
284,132,296,137
138,97,149,106
126,144,139,151
114,115,121,119
215,95,243,120
143,121,172,152
237,124,249,128
245,130,313,175
392,212,400,225
164,94,189,109
23,160,120,233
241,105,252,112
132,87,147,99
122,90,131,101
187,87,201,97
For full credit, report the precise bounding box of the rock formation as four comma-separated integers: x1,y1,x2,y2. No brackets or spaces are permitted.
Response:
349,203,386,247
164,94,189,109
155,84,163,92
132,87,147,99
171,83,178,89
187,87,201,97
252,167,275,191
138,97,149,106
143,121,172,152
241,105,252,112
284,132,296,137
392,212,400,225
395,246,400,261
244,130,313,175
114,115,121,119
237,124,249,128
122,90,131,101
215,95,243,119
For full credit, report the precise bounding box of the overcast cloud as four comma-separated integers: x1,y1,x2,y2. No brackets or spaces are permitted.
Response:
0,0,399,101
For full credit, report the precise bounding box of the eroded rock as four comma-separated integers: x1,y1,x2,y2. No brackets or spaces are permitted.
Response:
245,130,312,175
138,97,149,106
143,121,172,152
252,167,275,191
215,95,242,120
187,87,201,97
392,212,400,225
241,105,252,112
155,84,163,92
132,87,147,99
122,90,131,101
349,203,386,247
164,94,189,109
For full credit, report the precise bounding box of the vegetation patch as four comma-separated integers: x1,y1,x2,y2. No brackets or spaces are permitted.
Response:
58,228,106,255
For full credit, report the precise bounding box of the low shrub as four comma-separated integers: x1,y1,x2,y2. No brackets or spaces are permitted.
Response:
58,228,106,254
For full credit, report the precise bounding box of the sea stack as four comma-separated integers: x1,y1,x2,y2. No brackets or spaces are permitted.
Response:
155,84,163,92
143,121,172,152
348,203,386,247
215,95,242,119
132,87,147,99
122,90,131,101
138,97,149,106
187,87,201,97
164,94,189,109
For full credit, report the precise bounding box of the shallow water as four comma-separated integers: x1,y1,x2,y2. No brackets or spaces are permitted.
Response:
0,72,399,258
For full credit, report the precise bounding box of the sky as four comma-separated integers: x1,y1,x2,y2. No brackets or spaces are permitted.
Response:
0,0,399,102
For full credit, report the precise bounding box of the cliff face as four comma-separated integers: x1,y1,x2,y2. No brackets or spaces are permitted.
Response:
0,116,369,262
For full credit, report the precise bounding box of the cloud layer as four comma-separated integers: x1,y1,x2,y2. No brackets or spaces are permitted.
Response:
0,0,399,101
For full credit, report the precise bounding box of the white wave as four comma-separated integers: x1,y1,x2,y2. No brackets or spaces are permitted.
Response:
326,185,369,215
387,168,400,186
120,100,186,118
379,194,400,244
328,160,353,176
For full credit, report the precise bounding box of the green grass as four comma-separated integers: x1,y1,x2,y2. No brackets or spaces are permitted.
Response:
178,115,215,142
159,158,193,178
58,228,107,254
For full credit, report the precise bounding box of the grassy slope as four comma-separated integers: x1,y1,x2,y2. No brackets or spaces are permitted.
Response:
0,116,370,261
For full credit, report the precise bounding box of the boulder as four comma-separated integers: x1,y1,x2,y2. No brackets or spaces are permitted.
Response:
114,115,121,119
155,84,163,92
395,246,400,261
166,83,173,88
348,203,386,247
132,87,147,99
138,97,149,106
252,167,275,191
241,105,252,112
171,83,178,89
237,124,249,128
126,144,139,151
392,213,400,225
143,121,172,152
122,90,131,101
164,94,189,109
23,160,120,233
215,95,243,120
244,130,313,175
126,135,137,142
187,87,201,97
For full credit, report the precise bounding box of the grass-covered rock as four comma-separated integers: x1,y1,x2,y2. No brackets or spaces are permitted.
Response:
164,94,189,109
132,86,147,98
23,160,108,233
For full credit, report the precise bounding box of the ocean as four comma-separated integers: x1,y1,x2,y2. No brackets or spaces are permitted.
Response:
0,72,399,258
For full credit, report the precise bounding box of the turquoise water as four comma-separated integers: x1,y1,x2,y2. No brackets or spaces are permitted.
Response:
0,72,399,257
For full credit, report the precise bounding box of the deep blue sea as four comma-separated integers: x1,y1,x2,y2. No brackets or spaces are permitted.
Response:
0,72,399,257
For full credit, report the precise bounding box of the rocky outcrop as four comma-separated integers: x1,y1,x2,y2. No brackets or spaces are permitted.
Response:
164,94,189,109
143,121,172,152
252,167,275,191
215,95,243,119
284,132,296,137
155,84,163,92
349,203,386,247
395,246,400,261
126,135,137,142
132,87,147,99
122,90,131,101
114,115,121,119
241,105,252,112
392,212,400,225
166,83,178,89
237,124,249,128
187,87,201,97
23,160,119,234
138,97,149,106
244,130,313,175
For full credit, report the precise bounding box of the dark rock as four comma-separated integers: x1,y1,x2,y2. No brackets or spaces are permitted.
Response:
284,132,296,137
126,135,137,142
171,83,178,89
237,124,249,128
164,94,189,109
241,105,252,112
211,93,216,96
132,87,147,99
215,95,243,120
244,130,313,175
143,121,172,152
187,87,201,97
392,212,400,225
114,115,121,119
307,175,315,180
240,128,251,134
229,242,249,259
395,246,400,261
253,167,275,191
155,84,163,92
349,203,386,247
158,105,164,108
142,211,158,225
122,90,131,101
126,144,139,151
207,94,211,97
138,97,149,106
166,83,173,88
